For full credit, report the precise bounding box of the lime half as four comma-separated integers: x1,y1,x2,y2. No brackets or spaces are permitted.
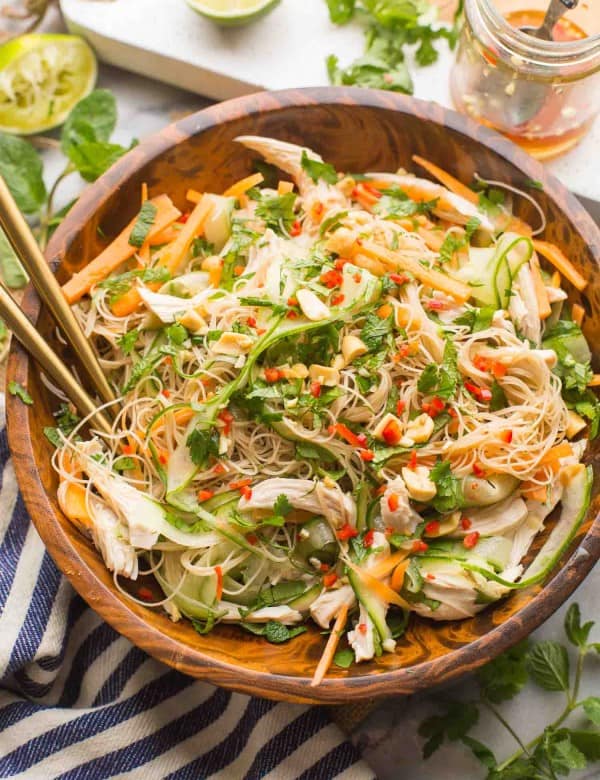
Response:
186,0,281,26
0,34,97,135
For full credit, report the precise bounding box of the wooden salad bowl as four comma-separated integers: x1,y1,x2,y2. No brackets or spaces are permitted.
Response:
7,88,600,704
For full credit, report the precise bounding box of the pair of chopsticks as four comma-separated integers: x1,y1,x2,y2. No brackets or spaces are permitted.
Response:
0,176,114,435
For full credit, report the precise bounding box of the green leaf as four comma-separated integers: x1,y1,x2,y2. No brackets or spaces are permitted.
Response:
186,426,220,468
8,381,33,405
253,190,297,234
333,647,354,668
326,0,355,23
273,494,293,516
0,228,27,289
61,89,117,153
490,380,508,412
327,52,413,95
67,140,131,183
191,613,216,635
0,132,46,214
418,701,479,759
582,698,600,726
417,338,459,400
263,621,307,643
98,266,170,303
300,150,338,185
360,312,393,351
487,758,540,779
129,201,157,247
477,640,529,703
165,322,188,345
113,456,136,472
568,730,600,761
429,459,463,513
564,602,594,648
542,728,587,774
526,640,569,692
374,187,437,219
438,232,466,265
461,736,496,769
117,328,140,356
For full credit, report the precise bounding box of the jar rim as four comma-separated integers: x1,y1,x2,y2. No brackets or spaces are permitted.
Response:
468,0,600,61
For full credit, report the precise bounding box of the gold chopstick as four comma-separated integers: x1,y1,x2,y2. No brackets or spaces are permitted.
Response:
0,175,115,406
0,283,112,436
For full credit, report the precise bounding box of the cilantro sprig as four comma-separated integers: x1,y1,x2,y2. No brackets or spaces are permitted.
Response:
419,603,600,778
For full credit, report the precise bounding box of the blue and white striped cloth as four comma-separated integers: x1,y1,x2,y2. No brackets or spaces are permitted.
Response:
0,399,372,779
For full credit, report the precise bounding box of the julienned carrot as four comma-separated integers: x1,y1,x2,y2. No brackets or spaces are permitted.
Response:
310,604,349,687
412,154,479,205
186,188,202,204
62,194,181,304
418,226,445,252
530,258,551,319
521,482,548,502
150,226,180,245
390,560,409,593
157,196,214,275
359,239,472,302
539,442,573,466
347,561,411,609
366,548,409,580
588,374,600,387
223,172,264,198
59,481,92,531
532,240,587,292
149,407,196,433
572,303,585,327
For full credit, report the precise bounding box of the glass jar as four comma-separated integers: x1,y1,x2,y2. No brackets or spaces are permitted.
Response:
450,0,600,159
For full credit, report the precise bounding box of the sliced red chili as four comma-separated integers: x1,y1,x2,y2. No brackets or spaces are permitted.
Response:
412,540,429,553
337,523,359,540
425,520,440,535
463,531,480,549
323,572,338,588
364,530,375,548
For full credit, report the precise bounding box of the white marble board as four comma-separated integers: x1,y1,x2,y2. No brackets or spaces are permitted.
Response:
60,0,600,202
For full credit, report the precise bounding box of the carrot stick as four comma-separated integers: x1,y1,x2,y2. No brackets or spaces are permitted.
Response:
223,172,264,198
572,303,585,327
367,549,409,580
418,226,445,252
278,180,294,195
539,442,573,466
186,188,202,204
412,155,479,205
150,226,180,245
521,482,548,502
358,239,472,302
532,240,587,291
346,561,411,609
148,407,195,434
530,257,551,319
62,194,181,304
310,604,349,687
141,182,148,204
588,374,600,387
391,560,409,592
157,196,214,275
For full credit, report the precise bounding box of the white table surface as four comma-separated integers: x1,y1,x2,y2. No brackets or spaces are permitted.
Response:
34,9,600,779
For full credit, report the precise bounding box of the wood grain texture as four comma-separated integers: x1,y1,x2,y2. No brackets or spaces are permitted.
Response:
6,87,600,704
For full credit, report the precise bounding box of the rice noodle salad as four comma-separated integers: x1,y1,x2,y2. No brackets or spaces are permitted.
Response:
52,136,598,681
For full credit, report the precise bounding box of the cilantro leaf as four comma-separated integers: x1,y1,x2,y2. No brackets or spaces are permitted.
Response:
455,305,495,333
461,736,496,770
438,232,466,265
490,380,508,412
129,201,157,247
526,640,569,692
8,381,33,405
113,456,136,472
253,190,298,234
374,187,437,219
186,426,220,468
419,701,479,758
300,150,338,185
117,328,140,356
429,459,462,513
327,51,413,94
44,403,81,447
98,266,170,303
360,312,393,351
273,494,293,516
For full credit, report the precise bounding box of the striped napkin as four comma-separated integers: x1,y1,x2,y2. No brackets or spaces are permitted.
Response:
0,397,372,779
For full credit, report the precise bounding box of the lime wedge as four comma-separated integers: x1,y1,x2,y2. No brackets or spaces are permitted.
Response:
0,34,97,135
186,0,281,26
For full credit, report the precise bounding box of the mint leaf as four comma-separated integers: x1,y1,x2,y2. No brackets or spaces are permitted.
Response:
461,736,496,769
568,730,600,761
564,603,594,648
129,201,157,247
263,621,307,644
455,305,495,333
66,140,131,183
191,614,216,635
0,228,27,289
0,132,46,214
61,89,117,152
541,729,587,774
526,641,569,692
419,701,479,758
360,312,393,351
582,698,600,726
333,647,354,668
300,151,338,185
417,339,458,400
478,640,529,703
8,381,33,405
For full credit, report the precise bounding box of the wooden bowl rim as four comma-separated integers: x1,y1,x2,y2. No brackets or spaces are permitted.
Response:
7,86,600,704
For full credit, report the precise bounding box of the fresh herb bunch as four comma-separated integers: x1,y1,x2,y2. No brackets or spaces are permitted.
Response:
325,0,463,94
419,602,600,779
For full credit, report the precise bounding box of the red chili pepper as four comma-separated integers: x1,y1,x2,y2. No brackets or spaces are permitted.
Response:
162,389,171,398
214,565,223,601
461,516,472,530
319,562,330,572
287,297,298,307
396,399,406,416
423,396,445,418
473,355,491,372
122,444,134,455
256,328,266,335
358,622,368,635
387,493,399,512
492,361,507,379
310,381,322,398
246,534,258,545
426,573,436,581
138,586,155,602
229,477,253,490
264,368,282,383
213,463,227,475
364,530,375,548
389,273,409,285
330,293,345,306
499,430,513,443
479,387,492,402
425,520,440,535
465,381,492,403
360,449,375,462
320,269,344,288
412,540,429,553
426,299,447,311
408,450,418,470
240,485,252,500
158,453,168,465
246,316,257,328
197,489,214,502
334,257,350,271
323,572,338,588
337,523,359,540
331,422,364,448
361,182,383,198
233,265,245,276
177,212,190,224
218,408,234,434
357,433,368,446
382,419,403,446
290,220,302,237
286,310,298,319
472,462,486,477
463,531,480,549
448,407,458,418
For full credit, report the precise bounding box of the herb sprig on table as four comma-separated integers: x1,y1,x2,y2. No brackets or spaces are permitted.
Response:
419,603,600,778
325,0,462,95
